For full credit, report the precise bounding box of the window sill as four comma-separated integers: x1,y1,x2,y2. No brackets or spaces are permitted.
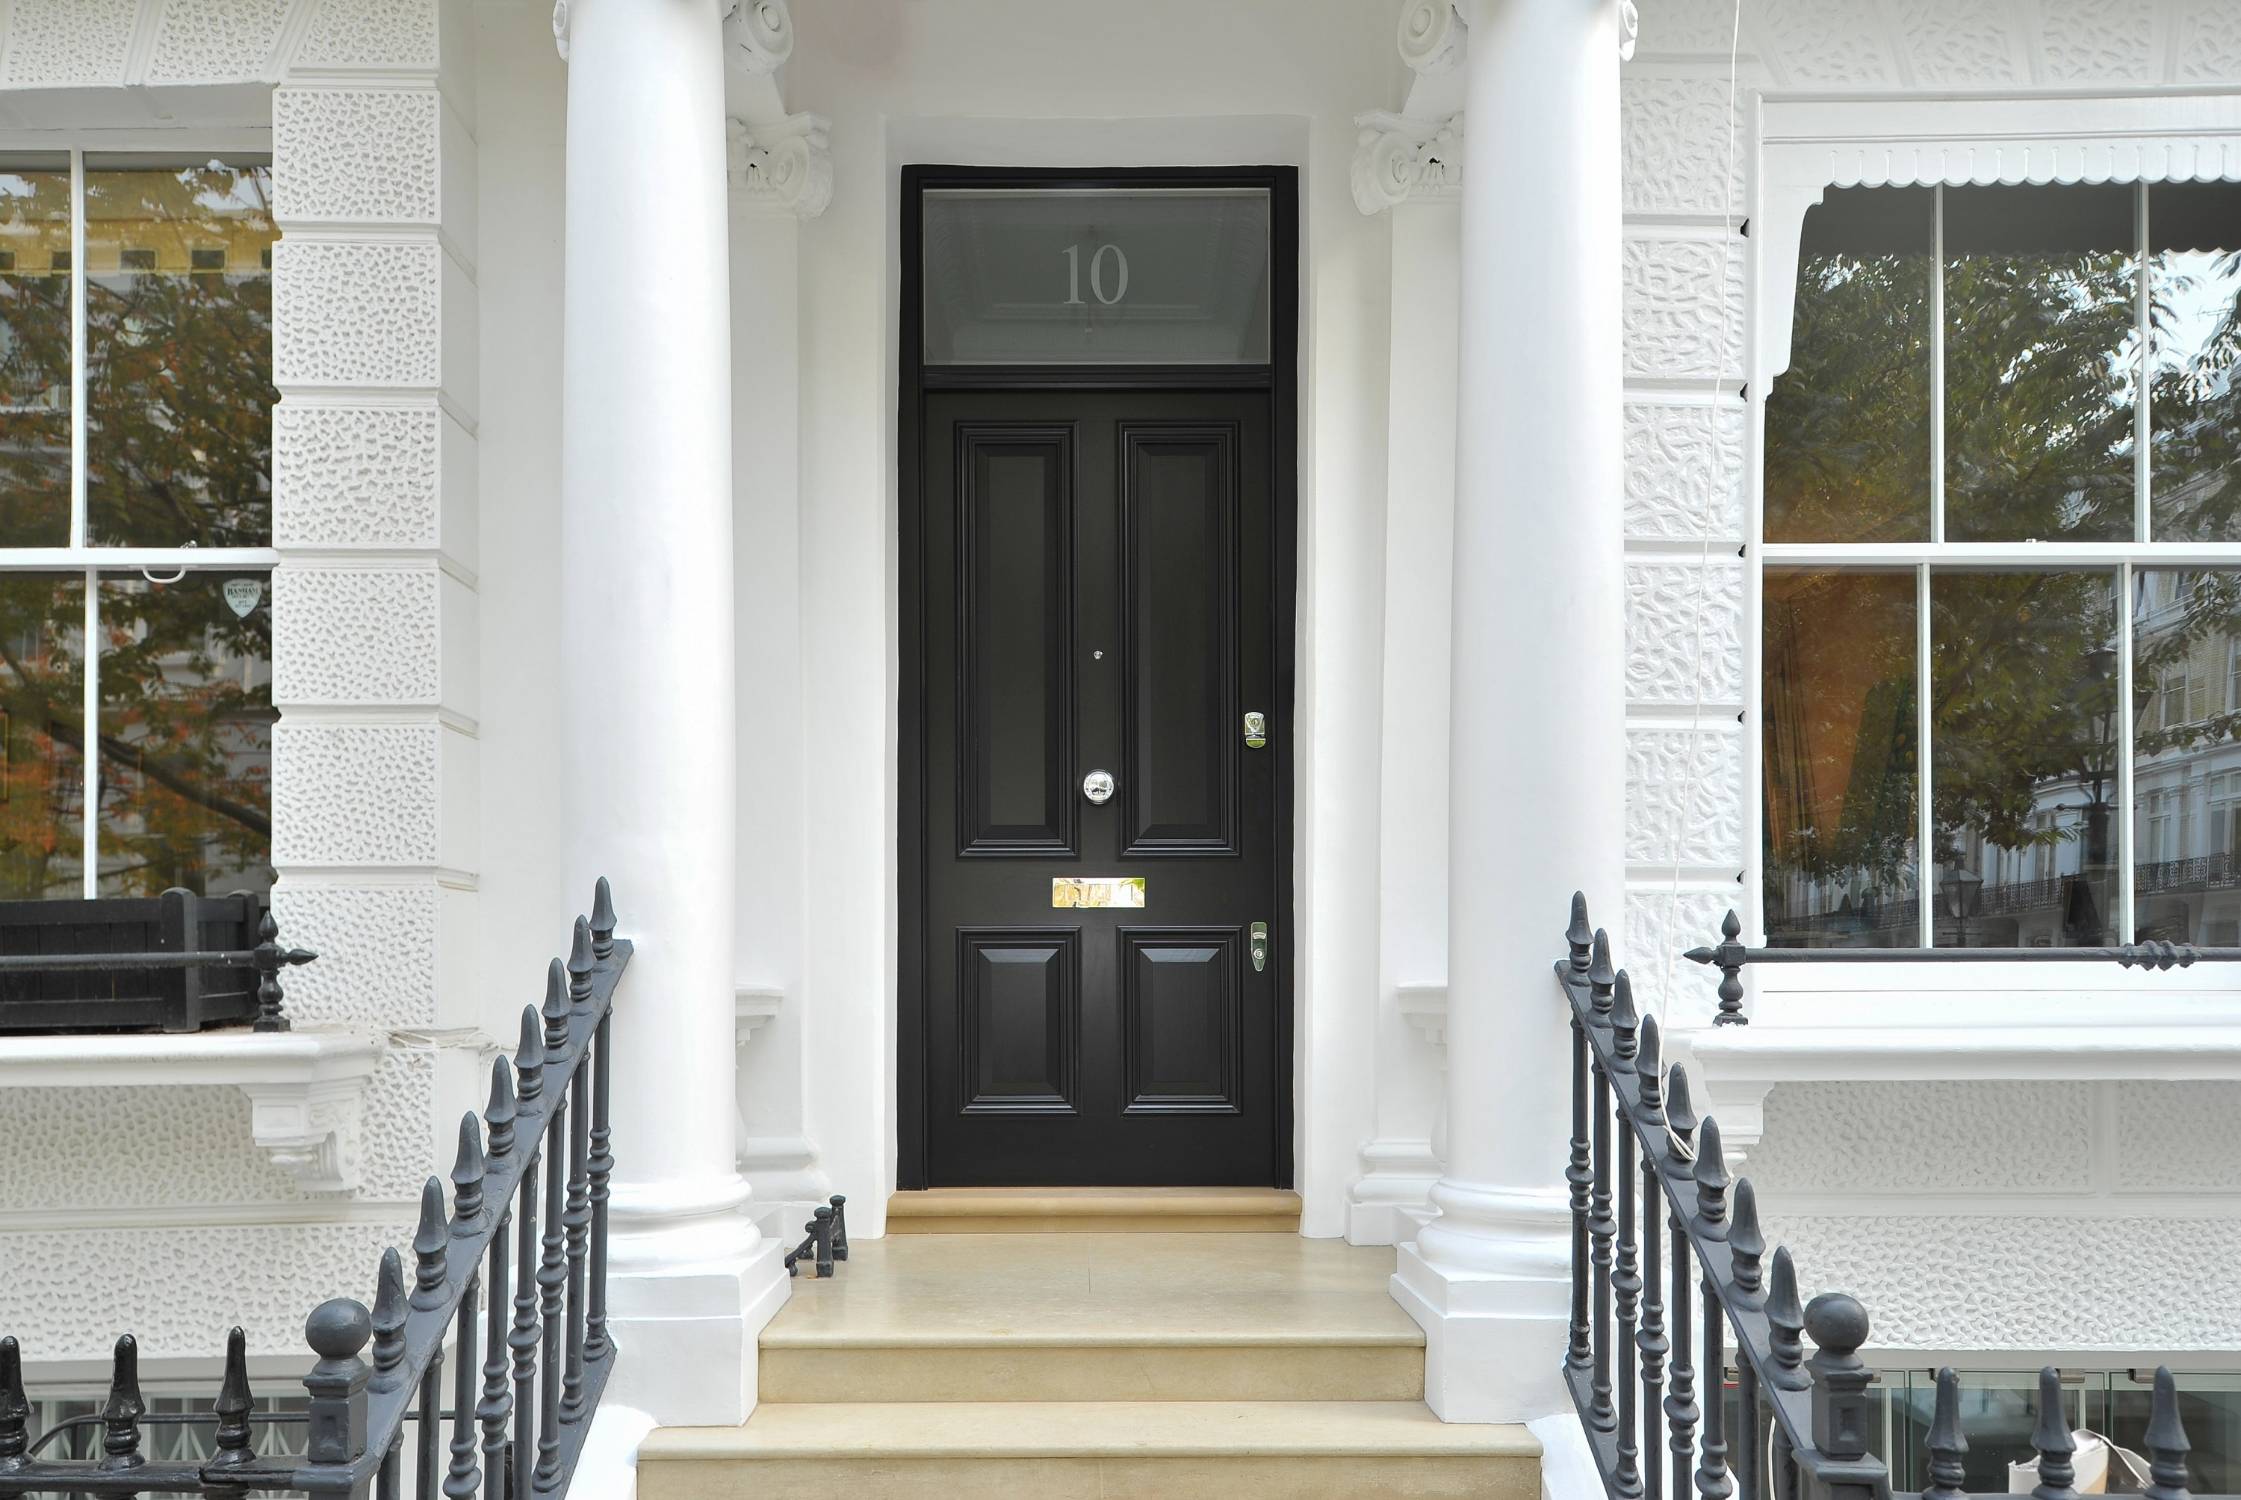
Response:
1674,1000,2241,1164
0,1028,381,1193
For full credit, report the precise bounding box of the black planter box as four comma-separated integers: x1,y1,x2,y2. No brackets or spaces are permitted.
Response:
0,889,270,1034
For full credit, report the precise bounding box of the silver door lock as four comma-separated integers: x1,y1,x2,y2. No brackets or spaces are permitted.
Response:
1243,711,1267,750
1250,921,1269,972
1082,769,1115,805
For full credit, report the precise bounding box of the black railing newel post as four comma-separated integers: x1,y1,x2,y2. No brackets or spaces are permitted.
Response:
1712,910,1748,1025
370,1247,408,1395
830,1195,849,1262
99,1333,145,1473
249,908,317,1034
1923,1367,1969,1500
1729,1178,1765,1308
815,1205,838,1278
1568,893,1595,971
1804,1293,1874,1467
0,1335,28,1472
414,1176,452,1310
2030,1365,2081,1500
1764,1247,1807,1393
2144,1367,2194,1500
303,1297,374,1469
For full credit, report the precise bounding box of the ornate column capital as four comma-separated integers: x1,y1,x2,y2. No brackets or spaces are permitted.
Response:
1397,0,1467,76
722,0,795,75
1619,0,1639,61
727,113,832,218
1351,110,1463,216
552,0,569,60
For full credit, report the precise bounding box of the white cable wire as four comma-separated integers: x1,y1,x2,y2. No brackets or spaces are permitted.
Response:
1651,0,1747,1165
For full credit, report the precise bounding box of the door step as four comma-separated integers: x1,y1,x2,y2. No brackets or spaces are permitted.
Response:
636,1400,1541,1499
887,1186,1302,1233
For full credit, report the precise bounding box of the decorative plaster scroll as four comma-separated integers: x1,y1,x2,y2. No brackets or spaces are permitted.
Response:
1619,0,1640,62
1396,0,1466,76
240,1078,366,1193
552,1,568,60
727,113,831,218
722,0,794,75
1352,111,1463,216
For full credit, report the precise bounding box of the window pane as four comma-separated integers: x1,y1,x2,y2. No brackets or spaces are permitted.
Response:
2105,1373,2241,1494
95,572,272,898
2132,569,2241,941
1766,186,1934,542
0,572,83,897
1892,1371,2082,1494
1944,184,2138,542
1930,570,2120,947
84,157,276,548
0,158,72,547
2147,182,2241,540
1763,568,1919,946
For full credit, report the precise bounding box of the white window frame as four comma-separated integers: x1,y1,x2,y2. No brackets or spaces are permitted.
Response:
0,132,279,898
1739,91,2241,1012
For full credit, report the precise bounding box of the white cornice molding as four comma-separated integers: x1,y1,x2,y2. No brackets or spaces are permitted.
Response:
0,1029,382,1193
727,112,831,219
1352,110,1463,216
1758,92,2241,379
722,0,795,77
734,985,782,1047
1397,983,1450,1053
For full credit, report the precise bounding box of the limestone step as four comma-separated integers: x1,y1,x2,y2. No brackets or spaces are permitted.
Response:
887,1186,1302,1233
636,1400,1542,1499
758,1231,1424,1402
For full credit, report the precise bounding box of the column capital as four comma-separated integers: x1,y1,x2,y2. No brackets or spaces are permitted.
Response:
722,0,796,75
1352,110,1463,216
1397,0,1467,76
1619,0,1639,61
727,113,832,219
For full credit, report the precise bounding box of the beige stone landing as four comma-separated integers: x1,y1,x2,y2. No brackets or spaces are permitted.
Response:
636,1400,1543,1498
886,1185,1302,1233
635,1232,1540,1498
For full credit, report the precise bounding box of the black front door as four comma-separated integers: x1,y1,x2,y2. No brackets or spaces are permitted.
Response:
917,389,1281,1185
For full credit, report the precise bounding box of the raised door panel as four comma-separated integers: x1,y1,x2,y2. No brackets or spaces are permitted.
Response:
956,426,1074,855
1119,424,1238,856
1120,926,1242,1114
958,928,1079,1114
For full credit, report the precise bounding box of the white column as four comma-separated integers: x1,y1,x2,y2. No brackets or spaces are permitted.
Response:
558,0,786,1428
1391,0,1625,1423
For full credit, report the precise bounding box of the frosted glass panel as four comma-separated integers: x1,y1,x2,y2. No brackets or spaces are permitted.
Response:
923,188,1269,365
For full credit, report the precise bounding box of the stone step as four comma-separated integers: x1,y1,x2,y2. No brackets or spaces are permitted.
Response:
636,1400,1542,1500
886,1186,1302,1233
758,1231,1424,1402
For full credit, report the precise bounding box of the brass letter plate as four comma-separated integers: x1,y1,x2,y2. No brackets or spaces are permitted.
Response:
1052,877,1146,909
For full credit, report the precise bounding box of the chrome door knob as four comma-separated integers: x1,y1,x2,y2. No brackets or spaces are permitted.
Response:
1082,769,1115,805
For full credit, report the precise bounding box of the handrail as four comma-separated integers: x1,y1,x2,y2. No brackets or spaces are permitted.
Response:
1564,894,2236,1500
1684,909,2241,1024
0,878,625,1499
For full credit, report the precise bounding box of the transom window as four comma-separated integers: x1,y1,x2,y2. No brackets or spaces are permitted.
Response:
0,150,276,902
1762,178,2241,949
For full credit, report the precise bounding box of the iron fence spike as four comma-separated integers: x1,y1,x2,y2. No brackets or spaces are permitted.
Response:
1765,1246,1807,1391
413,1176,450,1309
1612,971,1639,1068
453,1112,487,1229
486,1056,518,1157
1925,1366,1969,1500
210,1326,258,1471
1729,1177,1765,1305
1588,929,1616,1011
516,1006,546,1101
100,1333,144,1471
1694,1116,1729,1236
2144,1366,2193,1500
591,877,617,959
0,1335,25,1468
1567,893,1594,969
370,1246,408,1394
2032,1365,2079,1500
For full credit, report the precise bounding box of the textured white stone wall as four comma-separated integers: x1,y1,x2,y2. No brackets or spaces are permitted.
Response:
0,0,475,1367
1626,0,2241,1353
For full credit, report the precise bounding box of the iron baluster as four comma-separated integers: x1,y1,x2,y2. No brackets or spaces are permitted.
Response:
446,1275,482,1500
511,1004,544,1500
1591,965,1617,1433
586,1009,615,1365
1569,1006,1594,1379
1735,1358,1760,1500
1667,1203,1695,1500
536,1037,569,1490
1616,1086,1642,1499
563,920,594,1423
416,1343,444,1500
1697,1271,1730,1500
1638,1149,1665,1500
482,1062,518,1500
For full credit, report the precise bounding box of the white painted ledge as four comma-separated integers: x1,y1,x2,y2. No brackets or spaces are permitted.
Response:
735,986,781,1047
0,1028,381,1193
1677,1022,2241,1162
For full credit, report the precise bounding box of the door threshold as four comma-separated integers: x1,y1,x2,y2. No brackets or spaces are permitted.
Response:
888,1187,1302,1234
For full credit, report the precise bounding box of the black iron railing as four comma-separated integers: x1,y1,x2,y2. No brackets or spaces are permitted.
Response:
1564,895,2235,1500
0,889,316,1034
1684,909,2241,1024
783,1196,850,1279
0,879,626,1499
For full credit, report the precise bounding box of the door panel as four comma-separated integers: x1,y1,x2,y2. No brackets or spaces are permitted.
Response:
921,390,1278,1185
957,427,1075,856
1121,425,1239,856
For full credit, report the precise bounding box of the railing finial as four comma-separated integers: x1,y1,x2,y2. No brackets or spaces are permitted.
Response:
1567,893,1594,971
1611,971,1639,1071
1664,1064,1698,1157
1588,929,1616,1016
590,876,617,960
1729,1176,1765,1306
369,1246,408,1394
210,1326,259,1474
2031,1365,2080,1500
1636,1012,1664,1115
2144,1366,2193,1500
486,1056,518,1158
1804,1292,1874,1465
453,1112,487,1230
515,1005,546,1103
412,1176,450,1310
99,1334,144,1471
1924,1366,1970,1500
0,1335,26,1470
1693,1116,1729,1237
1765,1246,1807,1391
543,957,570,1058
569,915,596,1009
302,1297,372,1467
